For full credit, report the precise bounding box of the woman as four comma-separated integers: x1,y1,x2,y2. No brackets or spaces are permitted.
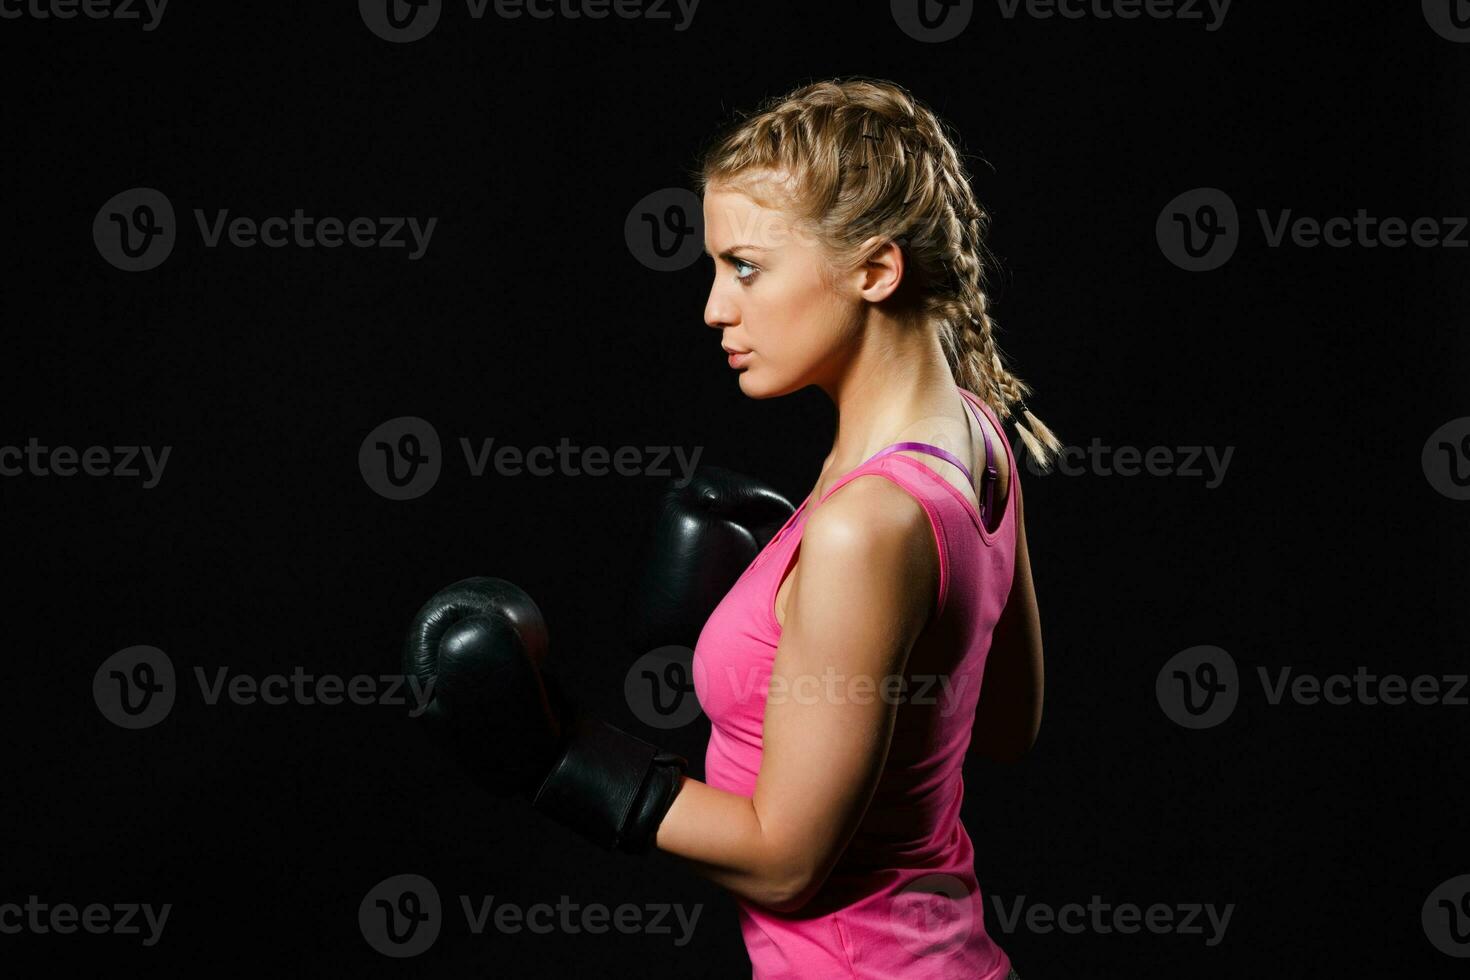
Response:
652,78,1060,979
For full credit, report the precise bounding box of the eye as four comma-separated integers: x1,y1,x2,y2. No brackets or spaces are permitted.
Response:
733,258,759,284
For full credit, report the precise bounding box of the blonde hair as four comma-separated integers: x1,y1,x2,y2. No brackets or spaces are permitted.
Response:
694,77,1062,470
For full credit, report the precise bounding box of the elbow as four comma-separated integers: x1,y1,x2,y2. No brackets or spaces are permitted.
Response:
753,852,825,914
747,818,835,913
760,872,819,914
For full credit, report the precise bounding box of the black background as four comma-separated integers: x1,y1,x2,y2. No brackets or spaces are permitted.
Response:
2,1,1467,976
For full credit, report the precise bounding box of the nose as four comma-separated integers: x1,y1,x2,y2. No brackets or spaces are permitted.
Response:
704,277,737,331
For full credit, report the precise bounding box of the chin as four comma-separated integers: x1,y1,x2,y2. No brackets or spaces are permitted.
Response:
736,369,797,399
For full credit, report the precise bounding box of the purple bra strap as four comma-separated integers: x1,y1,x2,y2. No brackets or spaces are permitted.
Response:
868,441,973,484
831,390,1000,523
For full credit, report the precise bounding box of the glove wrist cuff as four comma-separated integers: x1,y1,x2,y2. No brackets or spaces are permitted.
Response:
531,716,688,854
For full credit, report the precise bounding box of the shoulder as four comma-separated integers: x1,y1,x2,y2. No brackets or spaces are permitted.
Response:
799,473,940,597
806,471,931,542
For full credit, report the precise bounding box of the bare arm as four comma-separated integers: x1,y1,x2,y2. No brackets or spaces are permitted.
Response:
653,477,938,913
972,471,1044,763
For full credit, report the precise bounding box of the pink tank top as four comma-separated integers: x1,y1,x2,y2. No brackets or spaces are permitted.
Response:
692,386,1019,980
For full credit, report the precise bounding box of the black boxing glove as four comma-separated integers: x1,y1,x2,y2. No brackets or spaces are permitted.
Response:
405,576,688,854
627,466,797,654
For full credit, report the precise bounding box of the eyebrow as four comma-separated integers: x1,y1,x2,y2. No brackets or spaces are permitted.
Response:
704,243,771,260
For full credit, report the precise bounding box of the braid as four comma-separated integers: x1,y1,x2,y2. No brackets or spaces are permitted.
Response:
941,161,1062,468
914,119,1060,468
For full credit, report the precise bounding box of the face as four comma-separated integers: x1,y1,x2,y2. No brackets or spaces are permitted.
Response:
702,184,873,397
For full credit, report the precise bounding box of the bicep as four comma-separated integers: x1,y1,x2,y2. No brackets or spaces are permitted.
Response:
752,480,937,908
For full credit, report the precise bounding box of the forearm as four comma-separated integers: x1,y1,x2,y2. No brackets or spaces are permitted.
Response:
653,776,800,910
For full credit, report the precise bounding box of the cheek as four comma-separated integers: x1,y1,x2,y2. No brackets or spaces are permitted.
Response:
750,274,826,343
742,258,849,373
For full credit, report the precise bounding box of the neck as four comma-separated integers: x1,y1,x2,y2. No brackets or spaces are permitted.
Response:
814,312,960,486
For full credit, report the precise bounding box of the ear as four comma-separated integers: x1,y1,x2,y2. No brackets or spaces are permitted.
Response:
854,235,904,303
